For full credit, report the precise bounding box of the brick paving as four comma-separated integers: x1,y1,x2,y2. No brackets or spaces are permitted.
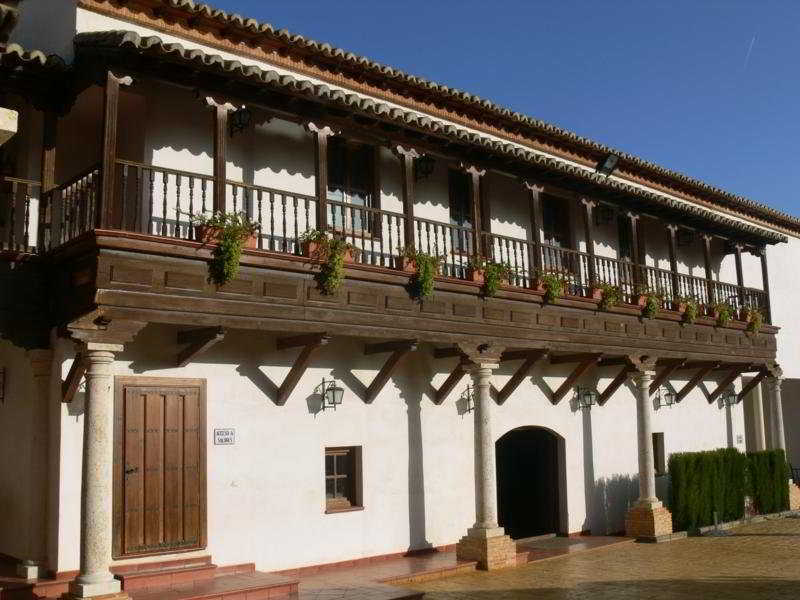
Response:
404,517,800,599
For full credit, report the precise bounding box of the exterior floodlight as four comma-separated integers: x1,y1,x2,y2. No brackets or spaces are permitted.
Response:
596,153,619,176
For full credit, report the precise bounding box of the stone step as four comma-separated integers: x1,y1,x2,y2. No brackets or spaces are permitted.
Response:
117,564,218,591
127,571,299,600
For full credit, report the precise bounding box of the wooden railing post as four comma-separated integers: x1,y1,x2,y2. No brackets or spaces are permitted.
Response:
306,122,336,232
581,198,597,286
757,246,772,323
666,224,680,302
98,71,132,229
732,243,746,308
212,104,228,214
627,212,643,292
462,163,486,259
702,234,716,306
39,110,57,251
523,182,543,283
395,145,418,250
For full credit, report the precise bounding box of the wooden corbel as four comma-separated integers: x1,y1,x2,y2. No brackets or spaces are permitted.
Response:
432,346,464,360
363,340,418,404
176,327,225,367
676,363,719,402
276,332,330,405
62,353,86,404
433,358,469,405
649,359,686,396
496,350,547,405
597,365,634,406
551,354,601,405
737,369,768,403
708,366,747,404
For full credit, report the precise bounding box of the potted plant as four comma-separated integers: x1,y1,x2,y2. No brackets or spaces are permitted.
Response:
300,229,357,263
597,283,623,311
537,270,566,304
192,211,259,286
299,230,357,295
712,301,735,328
742,307,764,333
399,246,442,301
641,290,663,319
677,296,700,324
469,258,513,297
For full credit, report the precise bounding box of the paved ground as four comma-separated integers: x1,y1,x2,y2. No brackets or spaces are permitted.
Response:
404,517,800,599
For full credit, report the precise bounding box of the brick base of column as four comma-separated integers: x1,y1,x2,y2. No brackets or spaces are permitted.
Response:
456,529,518,570
790,481,800,511
625,503,674,542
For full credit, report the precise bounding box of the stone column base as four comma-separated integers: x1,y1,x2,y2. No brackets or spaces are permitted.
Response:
789,481,800,511
65,578,125,599
456,528,518,570
625,503,674,542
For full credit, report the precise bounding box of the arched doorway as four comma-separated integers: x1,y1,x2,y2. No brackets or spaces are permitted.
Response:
496,426,565,539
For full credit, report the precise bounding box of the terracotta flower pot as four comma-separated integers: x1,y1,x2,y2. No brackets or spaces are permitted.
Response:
632,294,648,307
590,287,604,300
303,240,357,263
195,225,258,249
395,256,417,273
468,267,485,284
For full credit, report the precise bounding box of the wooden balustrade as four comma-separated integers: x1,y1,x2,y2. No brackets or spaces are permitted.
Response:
0,176,42,253
55,165,101,247
327,199,407,268
412,216,473,279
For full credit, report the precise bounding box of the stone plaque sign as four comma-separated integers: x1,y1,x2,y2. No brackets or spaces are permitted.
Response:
214,428,235,445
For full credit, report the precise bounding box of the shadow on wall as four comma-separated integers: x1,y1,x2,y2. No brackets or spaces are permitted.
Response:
587,473,672,535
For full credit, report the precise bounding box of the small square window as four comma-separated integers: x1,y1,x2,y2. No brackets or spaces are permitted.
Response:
324,446,362,513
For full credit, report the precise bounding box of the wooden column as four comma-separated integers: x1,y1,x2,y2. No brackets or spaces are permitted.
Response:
581,199,597,285
666,225,680,301
307,122,335,231
758,246,772,323
38,110,57,250
463,164,486,258
212,104,228,214
628,212,643,290
98,72,131,229
702,234,716,305
396,145,418,249
732,243,745,306
524,181,543,283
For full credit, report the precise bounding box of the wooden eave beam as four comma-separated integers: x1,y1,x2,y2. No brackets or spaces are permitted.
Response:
276,333,331,405
551,356,599,405
496,350,547,405
597,357,631,368
676,364,719,403
433,359,468,405
62,353,86,403
737,370,768,403
550,353,602,366
597,365,634,406
433,347,463,359
176,326,225,367
364,340,418,404
675,361,721,371
649,359,686,396
707,367,746,404
500,349,546,362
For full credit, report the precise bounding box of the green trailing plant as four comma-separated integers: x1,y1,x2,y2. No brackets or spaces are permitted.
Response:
193,211,258,286
538,270,566,304
400,246,441,301
675,295,700,324
641,290,663,319
301,229,353,295
713,301,735,328
470,258,513,298
597,283,622,311
744,307,764,333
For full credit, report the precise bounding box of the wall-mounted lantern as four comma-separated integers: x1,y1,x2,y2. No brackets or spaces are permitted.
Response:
596,153,619,176
320,378,344,411
575,386,598,409
414,154,436,182
229,106,252,137
656,386,676,408
460,385,475,413
722,388,739,407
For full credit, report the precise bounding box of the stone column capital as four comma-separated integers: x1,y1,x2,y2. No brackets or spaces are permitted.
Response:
457,343,505,366
82,342,124,355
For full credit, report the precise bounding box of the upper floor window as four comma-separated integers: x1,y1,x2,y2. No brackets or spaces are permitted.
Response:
618,214,634,261
327,139,375,232
448,170,473,253
542,195,571,248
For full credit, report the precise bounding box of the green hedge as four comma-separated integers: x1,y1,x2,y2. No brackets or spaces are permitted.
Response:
747,449,789,515
668,447,789,532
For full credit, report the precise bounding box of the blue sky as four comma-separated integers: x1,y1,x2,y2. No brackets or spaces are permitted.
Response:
210,1,800,216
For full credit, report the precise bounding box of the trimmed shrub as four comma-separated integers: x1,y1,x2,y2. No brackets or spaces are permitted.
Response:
668,448,747,532
747,449,789,514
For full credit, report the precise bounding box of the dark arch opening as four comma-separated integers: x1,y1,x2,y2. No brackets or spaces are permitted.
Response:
496,426,566,539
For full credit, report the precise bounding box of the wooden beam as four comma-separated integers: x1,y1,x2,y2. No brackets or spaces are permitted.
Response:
598,357,631,368
99,71,121,228
524,182,543,276
365,342,418,403
500,349,546,362
581,199,597,284
276,332,330,351
676,364,718,402
676,361,721,371
497,350,547,404
551,357,599,405
308,122,333,230
38,110,57,250
213,103,227,213
276,335,331,405
434,359,468,405
666,225,680,301
708,367,746,404
62,353,86,403
433,346,463,359
737,370,768,403
649,359,686,396
364,339,418,355
550,353,601,365
702,234,716,305
176,326,225,367
396,145,418,249
597,365,633,406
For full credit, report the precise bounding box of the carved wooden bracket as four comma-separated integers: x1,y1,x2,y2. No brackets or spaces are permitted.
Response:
649,359,686,396
550,354,601,405
177,327,225,367
62,352,86,404
597,365,634,406
676,364,719,402
495,350,548,405
433,359,469,405
737,370,768,403
275,332,330,406
363,339,418,404
708,366,747,404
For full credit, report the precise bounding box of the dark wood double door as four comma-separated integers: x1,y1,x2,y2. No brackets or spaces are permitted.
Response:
113,377,207,558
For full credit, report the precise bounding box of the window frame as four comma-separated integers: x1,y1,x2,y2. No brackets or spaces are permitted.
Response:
324,446,363,514
326,139,381,238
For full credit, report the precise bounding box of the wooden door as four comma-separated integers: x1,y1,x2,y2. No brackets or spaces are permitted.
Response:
113,377,206,558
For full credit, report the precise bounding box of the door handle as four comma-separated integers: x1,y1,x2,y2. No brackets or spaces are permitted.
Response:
124,466,139,476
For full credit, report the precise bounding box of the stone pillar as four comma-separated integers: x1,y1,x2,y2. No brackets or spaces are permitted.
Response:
765,376,786,454
625,367,674,541
17,350,53,580
67,343,127,599
455,361,517,570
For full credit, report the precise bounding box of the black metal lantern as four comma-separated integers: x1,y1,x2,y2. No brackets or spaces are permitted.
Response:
657,386,676,408
229,106,252,137
460,385,475,413
414,154,436,181
321,378,344,411
594,204,615,227
576,386,597,409
596,153,619,176
723,388,738,407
